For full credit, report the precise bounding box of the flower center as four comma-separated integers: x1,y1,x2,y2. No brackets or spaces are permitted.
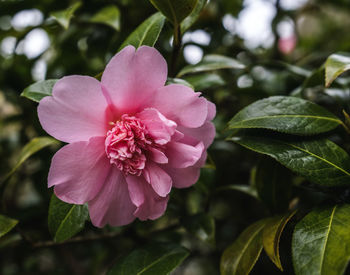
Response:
105,114,153,176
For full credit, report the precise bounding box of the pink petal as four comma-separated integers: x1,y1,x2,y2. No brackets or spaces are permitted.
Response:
127,175,169,220
207,100,216,121
165,141,204,168
38,76,108,143
171,135,208,167
143,162,172,197
101,46,167,115
172,130,184,142
148,147,168,164
163,166,201,189
178,122,216,149
50,137,110,204
136,108,177,145
126,176,144,207
195,151,208,167
145,84,208,128
88,167,136,227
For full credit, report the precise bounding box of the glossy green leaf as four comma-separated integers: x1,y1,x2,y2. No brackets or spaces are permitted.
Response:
2,137,59,182
177,54,245,77
89,5,121,31
149,0,197,25
292,204,350,275
0,215,18,238
221,219,268,275
325,52,350,87
107,242,189,275
228,96,342,135
254,157,292,213
181,0,208,32
48,194,89,243
119,12,165,51
263,211,296,271
232,135,350,187
21,79,58,102
184,213,215,245
166,77,194,89
184,73,225,91
50,2,82,29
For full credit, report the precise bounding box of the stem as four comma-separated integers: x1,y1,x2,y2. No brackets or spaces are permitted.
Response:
271,0,282,60
30,222,180,249
170,23,182,77
32,231,122,248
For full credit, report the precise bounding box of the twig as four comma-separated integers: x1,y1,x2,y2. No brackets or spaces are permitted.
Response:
32,222,181,249
271,0,282,60
32,231,121,248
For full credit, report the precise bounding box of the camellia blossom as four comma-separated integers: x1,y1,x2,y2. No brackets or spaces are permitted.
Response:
278,35,297,55
38,45,216,227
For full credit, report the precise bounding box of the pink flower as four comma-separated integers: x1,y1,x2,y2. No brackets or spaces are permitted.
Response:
38,46,216,227
278,35,297,55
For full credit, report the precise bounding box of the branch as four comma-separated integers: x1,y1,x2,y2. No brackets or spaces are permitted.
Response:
32,231,121,248
31,222,180,249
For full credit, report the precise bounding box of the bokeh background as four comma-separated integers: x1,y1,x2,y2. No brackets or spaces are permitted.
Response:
2,0,350,274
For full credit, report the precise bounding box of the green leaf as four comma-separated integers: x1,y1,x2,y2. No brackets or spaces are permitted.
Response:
184,73,225,91
50,2,82,29
183,213,215,245
119,12,165,51
283,63,311,78
107,242,189,275
177,54,245,77
181,0,208,32
149,0,198,25
231,135,350,187
228,96,342,135
166,77,194,89
89,5,121,31
0,215,18,238
0,233,21,248
254,157,292,213
21,79,58,102
262,211,296,271
216,184,259,200
325,52,350,87
301,66,324,90
48,194,89,243
2,137,59,182
292,204,350,275
221,219,268,275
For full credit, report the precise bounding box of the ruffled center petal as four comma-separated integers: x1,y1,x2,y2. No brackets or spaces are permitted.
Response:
104,111,177,176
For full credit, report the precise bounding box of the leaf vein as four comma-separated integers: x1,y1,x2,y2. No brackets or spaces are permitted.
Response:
320,206,337,272
286,144,350,177
230,114,341,126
